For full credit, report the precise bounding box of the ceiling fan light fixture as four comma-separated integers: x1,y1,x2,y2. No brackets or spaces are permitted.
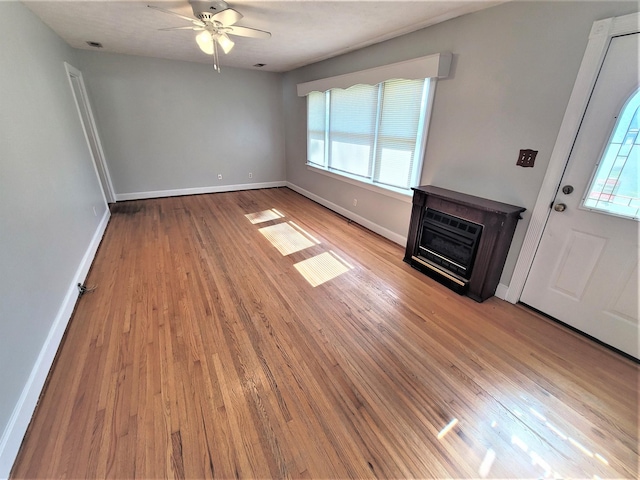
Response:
149,1,271,73
195,30,214,55
217,33,234,54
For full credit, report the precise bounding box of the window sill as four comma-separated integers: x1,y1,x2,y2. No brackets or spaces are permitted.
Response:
306,164,413,204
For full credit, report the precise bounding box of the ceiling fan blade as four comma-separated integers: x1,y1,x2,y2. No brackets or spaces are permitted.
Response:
225,25,271,39
147,5,202,25
159,25,201,31
211,8,243,26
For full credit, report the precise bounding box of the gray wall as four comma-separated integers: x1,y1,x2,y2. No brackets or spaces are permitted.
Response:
2,0,638,471
75,51,285,196
283,0,640,286
0,0,106,450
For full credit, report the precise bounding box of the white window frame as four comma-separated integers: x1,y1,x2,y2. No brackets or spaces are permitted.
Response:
298,53,451,201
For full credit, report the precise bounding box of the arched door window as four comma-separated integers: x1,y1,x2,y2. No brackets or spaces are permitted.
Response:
583,88,639,219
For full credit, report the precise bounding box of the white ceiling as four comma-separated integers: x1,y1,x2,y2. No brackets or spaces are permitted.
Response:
23,0,504,72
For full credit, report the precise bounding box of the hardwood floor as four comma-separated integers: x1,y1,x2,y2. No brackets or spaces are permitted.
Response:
11,187,638,479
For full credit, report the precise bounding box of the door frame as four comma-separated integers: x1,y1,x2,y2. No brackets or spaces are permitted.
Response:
506,12,640,304
64,62,116,203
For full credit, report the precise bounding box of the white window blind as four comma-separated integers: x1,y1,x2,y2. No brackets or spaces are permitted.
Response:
307,92,327,167
375,79,428,189
306,78,432,192
329,84,377,178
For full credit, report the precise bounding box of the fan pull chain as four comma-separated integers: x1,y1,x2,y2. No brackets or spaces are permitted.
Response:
212,38,221,72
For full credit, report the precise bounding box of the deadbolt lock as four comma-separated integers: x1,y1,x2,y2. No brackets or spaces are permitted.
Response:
554,203,567,212
562,185,574,195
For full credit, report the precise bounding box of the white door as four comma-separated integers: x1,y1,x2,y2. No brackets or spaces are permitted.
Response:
65,63,115,203
521,33,639,359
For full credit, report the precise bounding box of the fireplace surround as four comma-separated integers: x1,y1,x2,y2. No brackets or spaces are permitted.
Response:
405,186,525,302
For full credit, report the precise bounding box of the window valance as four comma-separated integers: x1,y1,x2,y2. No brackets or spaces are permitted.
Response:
296,52,451,97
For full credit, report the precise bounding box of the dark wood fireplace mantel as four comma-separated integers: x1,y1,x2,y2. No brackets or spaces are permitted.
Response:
404,185,525,302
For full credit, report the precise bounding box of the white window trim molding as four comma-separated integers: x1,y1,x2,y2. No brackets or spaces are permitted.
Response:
306,77,437,199
306,163,413,203
505,12,640,304
296,52,451,95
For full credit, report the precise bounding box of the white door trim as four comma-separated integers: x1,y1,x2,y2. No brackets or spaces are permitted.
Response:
505,12,640,304
64,62,116,203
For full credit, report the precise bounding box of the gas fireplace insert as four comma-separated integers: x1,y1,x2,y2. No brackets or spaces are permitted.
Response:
404,186,525,302
417,209,483,280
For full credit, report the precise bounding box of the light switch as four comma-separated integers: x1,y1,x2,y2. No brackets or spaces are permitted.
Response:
517,149,538,167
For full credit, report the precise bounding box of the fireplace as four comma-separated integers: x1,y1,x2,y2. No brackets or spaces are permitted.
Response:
417,209,482,280
405,186,525,302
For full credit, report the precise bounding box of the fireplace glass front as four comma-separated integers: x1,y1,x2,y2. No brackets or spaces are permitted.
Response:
417,209,483,279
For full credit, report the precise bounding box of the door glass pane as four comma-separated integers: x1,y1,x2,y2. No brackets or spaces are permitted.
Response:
583,89,640,220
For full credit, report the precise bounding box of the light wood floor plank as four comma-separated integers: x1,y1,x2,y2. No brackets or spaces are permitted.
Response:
11,187,638,479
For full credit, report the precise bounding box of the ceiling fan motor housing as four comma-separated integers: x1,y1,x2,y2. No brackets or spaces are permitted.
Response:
189,0,229,21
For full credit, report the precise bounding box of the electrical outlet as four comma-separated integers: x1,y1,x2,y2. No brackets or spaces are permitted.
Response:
249,172,253,179
217,174,223,180
353,199,358,207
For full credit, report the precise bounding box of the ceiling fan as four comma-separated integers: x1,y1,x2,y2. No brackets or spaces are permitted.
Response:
148,0,271,72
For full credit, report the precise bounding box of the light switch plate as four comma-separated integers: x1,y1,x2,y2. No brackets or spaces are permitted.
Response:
517,149,538,167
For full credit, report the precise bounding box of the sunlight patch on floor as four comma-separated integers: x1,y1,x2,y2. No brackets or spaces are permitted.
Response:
289,221,321,244
245,208,285,224
294,251,353,287
259,222,316,256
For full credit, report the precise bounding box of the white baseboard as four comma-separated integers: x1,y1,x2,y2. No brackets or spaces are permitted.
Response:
494,283,509,301
286,182,407,246
0,209,111,479
115,181,287,201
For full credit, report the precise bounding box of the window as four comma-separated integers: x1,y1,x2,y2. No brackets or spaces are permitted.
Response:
583,88,640,219
306,78,432,193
